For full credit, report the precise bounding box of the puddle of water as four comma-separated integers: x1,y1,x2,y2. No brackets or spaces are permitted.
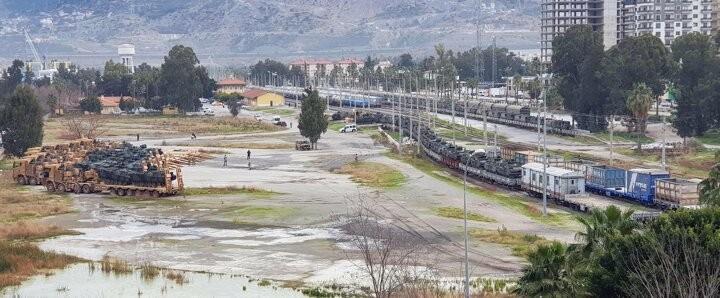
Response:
5,263,306,298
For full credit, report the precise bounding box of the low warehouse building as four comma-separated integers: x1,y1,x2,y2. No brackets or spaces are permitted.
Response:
241,89,284,107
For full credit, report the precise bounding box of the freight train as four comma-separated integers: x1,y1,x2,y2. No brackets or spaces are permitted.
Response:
369,112,698,211
433,101,575,135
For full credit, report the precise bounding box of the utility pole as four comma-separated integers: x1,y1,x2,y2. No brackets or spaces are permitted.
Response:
661,116,666,170
542,75,550,217
494,124,498,147
609,115,614,166
484,111,488,148
451,80,456,145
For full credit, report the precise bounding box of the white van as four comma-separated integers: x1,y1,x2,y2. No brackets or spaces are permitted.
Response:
271,115,281,125
339,124,357,133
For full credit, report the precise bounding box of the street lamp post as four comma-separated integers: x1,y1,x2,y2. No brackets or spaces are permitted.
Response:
463,149,484,298
542,73,552,216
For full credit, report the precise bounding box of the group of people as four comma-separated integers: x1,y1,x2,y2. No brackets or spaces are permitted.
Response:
223,149,252,169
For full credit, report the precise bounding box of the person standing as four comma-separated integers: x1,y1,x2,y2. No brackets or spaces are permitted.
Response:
248,161,252,170
247,149,251,160
289,122,292,128
223,154,228,167
136,133,140,141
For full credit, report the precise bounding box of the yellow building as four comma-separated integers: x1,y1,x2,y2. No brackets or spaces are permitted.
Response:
241,89,284,107
216,78,246,94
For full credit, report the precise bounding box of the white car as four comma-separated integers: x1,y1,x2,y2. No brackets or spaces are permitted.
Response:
339,124,357,133
254,114,263,121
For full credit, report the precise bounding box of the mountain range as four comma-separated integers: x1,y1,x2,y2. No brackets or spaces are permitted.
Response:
0,0,539,67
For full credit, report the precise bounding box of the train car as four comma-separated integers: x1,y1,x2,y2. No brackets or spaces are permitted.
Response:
342,98,370,108
521,162,585,200
624,168,671,204
585,165,626,195
654,178,701,209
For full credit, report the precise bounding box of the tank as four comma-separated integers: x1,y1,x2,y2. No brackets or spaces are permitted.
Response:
625,169,671,203
587,165,626,188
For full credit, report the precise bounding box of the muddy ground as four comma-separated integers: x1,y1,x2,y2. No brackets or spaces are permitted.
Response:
38,108,581,288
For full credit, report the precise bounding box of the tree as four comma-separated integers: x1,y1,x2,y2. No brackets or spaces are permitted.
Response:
514,242,587,297
342,197,434,298
79,96,102,114
626,83,654,150
600,35,675,117
513,74,523,101
672,33,720,138
230,106,239,117
297,88,328,149
195,65,217,99
0,85,43,156
397,53,414,69
23,65,34,85
526,78,543,102
100,59,131,96
575,206,636,256
594,208,720,297
118,96,135,112
60,115,107,139
159,45,202,112
699,152,720,206
46,94,58,115
552,25,607,132
1,60,25,97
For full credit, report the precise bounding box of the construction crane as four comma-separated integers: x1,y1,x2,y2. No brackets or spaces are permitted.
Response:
24,29,45,70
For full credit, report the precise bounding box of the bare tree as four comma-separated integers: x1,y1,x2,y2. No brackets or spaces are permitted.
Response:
340,196,438,298
624,234,720,298
60,115,108,139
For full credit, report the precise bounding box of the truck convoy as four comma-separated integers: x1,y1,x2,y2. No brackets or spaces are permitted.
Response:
11,139,188,198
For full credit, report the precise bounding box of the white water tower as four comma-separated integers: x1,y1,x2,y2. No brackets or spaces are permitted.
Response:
118,44,135,74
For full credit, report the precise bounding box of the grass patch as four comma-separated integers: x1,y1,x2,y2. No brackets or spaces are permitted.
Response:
337,161,406,188
698,128,720,146
165,270,188,285
0,172,73,223
385,152,574,226
170,142,294,150
100,256,133,276
0,159,13,170
222,206,295,220
593,131,655,144
0,241,80,289
434,207,496,223
469,227,552,258
328,121,347,132
182,186,278,196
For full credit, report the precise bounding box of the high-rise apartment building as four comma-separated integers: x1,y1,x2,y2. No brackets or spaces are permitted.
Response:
540,0,622,64
541,0,717,65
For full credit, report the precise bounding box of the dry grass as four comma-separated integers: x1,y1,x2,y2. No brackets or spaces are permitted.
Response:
140,263,160,281
170,141,294,150
0,172,73,223
44,115,282,143
0,173,80,290
469,227,552,258
0,222,79,240
337,161,406,188
166,270,188,285
100,256,133,276
0,241,80,288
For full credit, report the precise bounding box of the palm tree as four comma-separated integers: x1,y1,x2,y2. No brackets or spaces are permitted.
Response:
514,242,587,297
575,205,636,256
626,83,654,150
699,151,720,205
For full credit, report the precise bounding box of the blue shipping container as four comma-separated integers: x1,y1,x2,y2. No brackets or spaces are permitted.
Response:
625,169,671,203
587,165,626,188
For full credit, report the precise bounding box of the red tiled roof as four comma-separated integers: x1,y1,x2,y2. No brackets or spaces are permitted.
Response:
99,96,132,107
336,58,363,65
241,89,271,98
217,78,246,86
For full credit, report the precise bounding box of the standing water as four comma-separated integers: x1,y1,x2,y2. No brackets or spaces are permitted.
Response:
5,263,306,297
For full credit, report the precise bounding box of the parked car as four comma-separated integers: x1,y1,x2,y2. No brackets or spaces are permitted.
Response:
339,124,357,133
271,116,281,125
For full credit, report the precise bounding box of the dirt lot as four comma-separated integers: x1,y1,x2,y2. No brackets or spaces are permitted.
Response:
34,109,582,288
